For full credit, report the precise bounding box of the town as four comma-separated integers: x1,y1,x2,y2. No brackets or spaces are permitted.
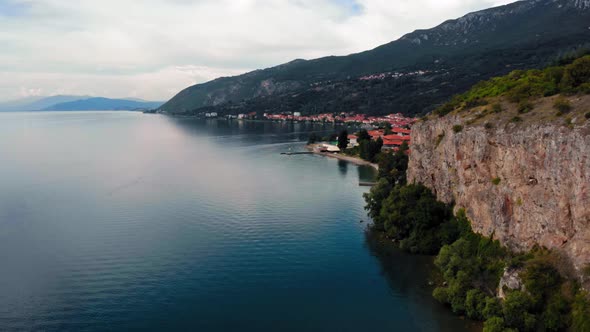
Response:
205,111,417,128
202,111,418,152
314,127,413,155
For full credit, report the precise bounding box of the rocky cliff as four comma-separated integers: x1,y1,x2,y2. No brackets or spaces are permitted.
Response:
408,97,590,273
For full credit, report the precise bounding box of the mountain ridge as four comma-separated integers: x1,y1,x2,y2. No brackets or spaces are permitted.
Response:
0,95,163,112
0,95,91,112
43,97,163,111
159,0,590,117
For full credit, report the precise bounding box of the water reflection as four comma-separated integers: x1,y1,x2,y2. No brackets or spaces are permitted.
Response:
358,165,377,183
165,117,350,146
338,159,348,177
364,229,482,332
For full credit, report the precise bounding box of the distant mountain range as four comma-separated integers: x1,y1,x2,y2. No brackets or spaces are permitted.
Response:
43,97,163,111
159,0,590,117
0,96,163,112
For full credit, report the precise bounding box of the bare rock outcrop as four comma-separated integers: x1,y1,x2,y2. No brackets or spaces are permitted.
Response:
408,115,590,274
498,267,525,299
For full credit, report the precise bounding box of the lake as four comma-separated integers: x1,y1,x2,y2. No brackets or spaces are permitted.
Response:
0,111,476,331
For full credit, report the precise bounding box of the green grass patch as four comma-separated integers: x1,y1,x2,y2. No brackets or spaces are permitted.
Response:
434,55,590,117
553,96,572,113
518,100,534,114
492,103,503,113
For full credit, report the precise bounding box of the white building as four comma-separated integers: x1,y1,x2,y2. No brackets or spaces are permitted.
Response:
347,135,359,148
320,144,340,153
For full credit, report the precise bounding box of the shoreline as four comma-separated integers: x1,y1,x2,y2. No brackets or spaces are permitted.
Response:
306,144,379,170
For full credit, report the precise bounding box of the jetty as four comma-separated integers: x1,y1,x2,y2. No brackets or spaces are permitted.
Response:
280,152,314,155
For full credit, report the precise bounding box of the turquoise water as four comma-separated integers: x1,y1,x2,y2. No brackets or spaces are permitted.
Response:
0,112,475,331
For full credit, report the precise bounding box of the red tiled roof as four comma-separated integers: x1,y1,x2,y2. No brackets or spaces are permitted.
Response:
392,127,411,134
383,134,411,141
383,139,404,146
368,130,384,138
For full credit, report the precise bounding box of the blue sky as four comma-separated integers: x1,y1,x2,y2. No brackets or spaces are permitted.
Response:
0,1,28,17
333,0,363,15
0,0,513,102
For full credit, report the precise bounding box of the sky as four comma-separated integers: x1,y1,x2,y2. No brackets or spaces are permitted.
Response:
0,0,514,102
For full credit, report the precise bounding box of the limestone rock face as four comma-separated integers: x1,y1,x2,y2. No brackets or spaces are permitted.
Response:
498,267,525,299
408,116,590,273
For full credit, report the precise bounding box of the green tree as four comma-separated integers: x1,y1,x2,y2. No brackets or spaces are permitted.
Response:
503,291,536,331
363,178,393,224
358,137,383,162
542,292,570,331
465,289,487,320
307,132,319,144
377,141,409,185
522,260,561,307
572,291,590,332
482,297,503,319
337,130,349,151
483,317,507,332
434,228,506,315
357,129,371,142
376,184,453,253
561,55,590,90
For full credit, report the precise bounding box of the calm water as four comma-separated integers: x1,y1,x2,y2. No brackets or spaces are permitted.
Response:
0,112,475,331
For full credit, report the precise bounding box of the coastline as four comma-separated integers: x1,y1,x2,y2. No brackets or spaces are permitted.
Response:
306,144,379,170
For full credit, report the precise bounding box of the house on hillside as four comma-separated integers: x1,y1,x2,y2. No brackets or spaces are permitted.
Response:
391,127,411,136
368,130,385,139
383,139,404,149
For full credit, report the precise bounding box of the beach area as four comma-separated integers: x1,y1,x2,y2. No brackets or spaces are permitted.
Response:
306,144,379,169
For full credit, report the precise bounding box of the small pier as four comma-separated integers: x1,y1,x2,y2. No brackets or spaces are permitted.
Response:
359,182,377,187
280,152,314,155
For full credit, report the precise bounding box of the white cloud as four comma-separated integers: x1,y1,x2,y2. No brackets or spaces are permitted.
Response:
0,0,516,101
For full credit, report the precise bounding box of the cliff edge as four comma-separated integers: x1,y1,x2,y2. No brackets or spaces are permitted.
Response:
409,94,590,273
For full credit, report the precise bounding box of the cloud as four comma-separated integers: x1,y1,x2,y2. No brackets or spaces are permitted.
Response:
0,0,515,101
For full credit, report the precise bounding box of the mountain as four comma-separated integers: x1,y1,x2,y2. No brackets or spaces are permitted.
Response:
159,0,590,117
0,95,91,112
43,97,163,111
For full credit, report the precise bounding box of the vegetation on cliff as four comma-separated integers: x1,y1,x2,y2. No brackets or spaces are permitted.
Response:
435,55,590,117
434,55,590,123
365,183,469,254
363,141,590,331
434,234,590,332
